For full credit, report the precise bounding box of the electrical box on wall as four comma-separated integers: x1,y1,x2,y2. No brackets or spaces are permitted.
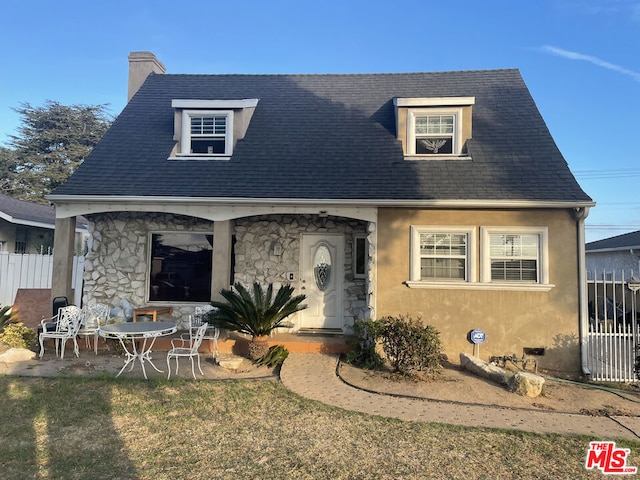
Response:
286,272,296,281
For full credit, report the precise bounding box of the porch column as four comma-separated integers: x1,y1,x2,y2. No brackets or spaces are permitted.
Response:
51,217,76,304
212,220,232,301
367,220,377,320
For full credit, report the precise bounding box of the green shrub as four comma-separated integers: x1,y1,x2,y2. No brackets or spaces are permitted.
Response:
378,315,442,375
345,318,384,369
0,322,37,349
254,345,289,367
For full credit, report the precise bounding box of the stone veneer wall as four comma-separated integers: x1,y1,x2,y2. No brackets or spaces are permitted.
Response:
83,212,213,328
83,212,371,331
234,214,369,329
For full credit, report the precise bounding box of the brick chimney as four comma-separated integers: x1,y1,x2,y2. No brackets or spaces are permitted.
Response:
127,51,165,102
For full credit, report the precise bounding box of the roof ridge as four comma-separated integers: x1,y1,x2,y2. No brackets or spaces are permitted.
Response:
156,68,521,78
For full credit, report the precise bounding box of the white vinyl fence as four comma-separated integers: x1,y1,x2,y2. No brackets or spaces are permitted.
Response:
586,271,640,383
0,253,84,307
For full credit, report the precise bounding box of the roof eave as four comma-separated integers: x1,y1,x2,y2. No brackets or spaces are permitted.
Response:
47,194,595,210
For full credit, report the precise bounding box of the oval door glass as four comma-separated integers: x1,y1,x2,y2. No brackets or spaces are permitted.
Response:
313,245,332,291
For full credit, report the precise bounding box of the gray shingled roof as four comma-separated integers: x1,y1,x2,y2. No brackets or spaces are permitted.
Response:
0,194,56,226
586,230,640,251
0,194,88,229
52,69,591,203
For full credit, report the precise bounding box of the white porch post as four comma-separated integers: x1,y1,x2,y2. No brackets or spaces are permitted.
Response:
51,217,76,304
212,220,233,301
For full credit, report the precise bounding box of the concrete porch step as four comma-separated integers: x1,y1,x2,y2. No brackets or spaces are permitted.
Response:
89,330,350,356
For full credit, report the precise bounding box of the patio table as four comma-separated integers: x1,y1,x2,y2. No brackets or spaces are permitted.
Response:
99,321,177,379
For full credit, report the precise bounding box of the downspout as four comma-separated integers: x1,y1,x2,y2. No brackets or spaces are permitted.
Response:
575,206,591,377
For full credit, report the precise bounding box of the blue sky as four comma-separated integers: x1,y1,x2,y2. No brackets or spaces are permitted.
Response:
1,0,638,242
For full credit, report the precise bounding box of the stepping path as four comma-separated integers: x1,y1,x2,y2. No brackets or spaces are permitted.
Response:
280,353,640,441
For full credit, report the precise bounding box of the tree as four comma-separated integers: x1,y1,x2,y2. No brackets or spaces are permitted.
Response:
1,101,113,203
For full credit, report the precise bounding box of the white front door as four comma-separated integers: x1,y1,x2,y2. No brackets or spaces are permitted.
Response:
299,234,344,331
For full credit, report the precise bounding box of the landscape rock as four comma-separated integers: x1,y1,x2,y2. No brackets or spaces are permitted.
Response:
0,348,36,363
459,352,508,385
507,371,545,397
217,355,246,371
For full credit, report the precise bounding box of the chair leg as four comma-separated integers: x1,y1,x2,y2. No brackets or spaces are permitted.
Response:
39,334,45,358
197,354,204,376
166,355,172,379
190,357,196,380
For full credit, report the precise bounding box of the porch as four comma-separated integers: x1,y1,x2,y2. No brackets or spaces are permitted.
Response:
91,330,350,356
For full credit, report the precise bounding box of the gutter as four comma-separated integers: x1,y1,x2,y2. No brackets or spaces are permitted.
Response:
45,194,596,210
575,206,591,377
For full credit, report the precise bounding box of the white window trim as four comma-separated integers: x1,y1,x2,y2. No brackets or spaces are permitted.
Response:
480,226,551,290
395,97,475,107
178,109,234,158
407,226,477,286
407,107,465,157
405,225,554,292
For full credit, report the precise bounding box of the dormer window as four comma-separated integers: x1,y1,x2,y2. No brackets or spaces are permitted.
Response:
412,112,456,155
185,110,233,156
394,97,474,160
170,99,258,160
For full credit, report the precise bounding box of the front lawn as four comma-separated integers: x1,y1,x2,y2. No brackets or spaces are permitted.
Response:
0,376,635,479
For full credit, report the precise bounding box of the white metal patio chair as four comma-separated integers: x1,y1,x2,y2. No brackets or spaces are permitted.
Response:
166,323,208,379
39,305,84,359
191,305,219,358
77,303,110,354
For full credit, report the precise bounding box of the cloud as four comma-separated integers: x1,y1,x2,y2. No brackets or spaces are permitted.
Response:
539,45,640,82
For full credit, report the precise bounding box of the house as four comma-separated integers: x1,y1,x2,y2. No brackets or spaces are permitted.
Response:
47,52,593,375
0,194,87,255
586,230,640,280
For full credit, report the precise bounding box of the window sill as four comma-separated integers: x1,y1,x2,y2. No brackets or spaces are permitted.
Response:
168,155,231,161
404,281,554,292
404,154,472,161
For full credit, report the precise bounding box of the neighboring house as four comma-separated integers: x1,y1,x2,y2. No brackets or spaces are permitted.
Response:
0,194,87,255
586,230,640,280
47,52,593,375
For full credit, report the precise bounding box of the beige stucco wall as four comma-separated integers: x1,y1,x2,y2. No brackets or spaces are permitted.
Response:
376,207,581,376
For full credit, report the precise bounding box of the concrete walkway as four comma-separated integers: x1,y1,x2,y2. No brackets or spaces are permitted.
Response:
280,353,640,441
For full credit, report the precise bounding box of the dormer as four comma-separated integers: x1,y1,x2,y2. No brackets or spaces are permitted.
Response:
394,97,474,160
169,99,259,160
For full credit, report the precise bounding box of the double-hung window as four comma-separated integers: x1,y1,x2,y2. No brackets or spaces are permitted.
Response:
481,227,549,285
414,114,455,155
409,226,476,284
182,110,233,156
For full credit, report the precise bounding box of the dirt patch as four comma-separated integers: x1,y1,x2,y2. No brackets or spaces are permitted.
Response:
338,360,640,417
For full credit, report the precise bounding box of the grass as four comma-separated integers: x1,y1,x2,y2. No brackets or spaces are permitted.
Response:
1,376,639,479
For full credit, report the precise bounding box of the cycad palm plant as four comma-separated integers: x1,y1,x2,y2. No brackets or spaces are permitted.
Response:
209,282,307,359
0,305,18,333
